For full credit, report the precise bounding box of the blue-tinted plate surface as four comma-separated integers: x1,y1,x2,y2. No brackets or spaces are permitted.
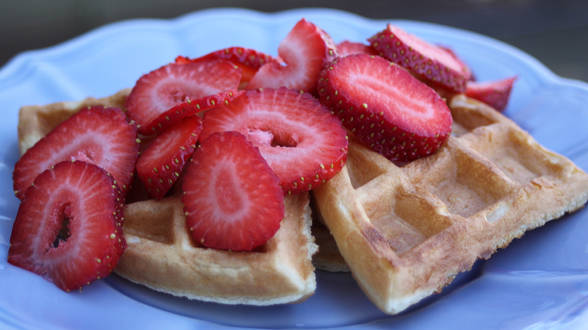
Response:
1,8,587,330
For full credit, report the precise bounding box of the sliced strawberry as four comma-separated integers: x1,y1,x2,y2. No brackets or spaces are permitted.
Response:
465,77,516,112
126,61,241,134
317,54,452,163
336,40,376,57
369,24,468,93
174,55,192,65
201,87,348,193
437,45,474,81
182,132,284,251
176,47,278,88
8,161,125,291
13,106,139,200
141,90,242,135
247,19,337,93
136,116,202,199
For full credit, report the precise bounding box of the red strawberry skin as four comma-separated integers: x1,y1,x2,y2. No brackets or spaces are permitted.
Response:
465,77,516,112
318,54,452,163
8,161,126,291
201,87,348,193
336,41,376,57
176,47,278,88
136,116,203,199
182,132,284,251
247,19,337,93
13,106,139,200
142,90,242,135
369,24,468,93
126,61,241,134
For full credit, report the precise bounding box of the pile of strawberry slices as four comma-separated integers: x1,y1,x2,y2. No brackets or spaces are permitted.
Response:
8,18,515,292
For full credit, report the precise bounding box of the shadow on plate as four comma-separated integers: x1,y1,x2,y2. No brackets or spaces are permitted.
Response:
106,260,485,328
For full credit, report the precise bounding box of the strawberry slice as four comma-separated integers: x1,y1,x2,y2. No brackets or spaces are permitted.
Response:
437,45,474,81
141,90,242,135
13,106,139,200
465,77,516,112
8,161,126,291
369,24,468,93
317,54,452,163
176,47,278,88
182,132,284,251
126,61,241,134
247,19,337,93
136,116,202,199
201,87,348,193
336,40,375,57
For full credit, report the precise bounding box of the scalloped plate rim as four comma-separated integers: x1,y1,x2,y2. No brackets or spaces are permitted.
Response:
2,7,585,91
1,7,588,330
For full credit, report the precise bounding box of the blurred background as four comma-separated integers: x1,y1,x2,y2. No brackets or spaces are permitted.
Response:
0,0,587,81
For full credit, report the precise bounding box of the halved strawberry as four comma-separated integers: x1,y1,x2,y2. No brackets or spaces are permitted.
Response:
336,40,375,57
13,106,139,200
465,77,516,112
8,161,125,291
126,61,241,134
317,54,452,163
182,132,284,251
247,19,337,93
141,90,242,135
369,24,468,93
136,116,202,199
176,47,278,88
201,87,348,193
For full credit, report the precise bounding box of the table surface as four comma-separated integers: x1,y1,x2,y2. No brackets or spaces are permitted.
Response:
1,0,587,83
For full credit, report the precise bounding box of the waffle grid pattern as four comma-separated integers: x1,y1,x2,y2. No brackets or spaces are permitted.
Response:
115,194,317,305
314,94,588,314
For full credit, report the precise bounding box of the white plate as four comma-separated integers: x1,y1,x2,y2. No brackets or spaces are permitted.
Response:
1,8,588,329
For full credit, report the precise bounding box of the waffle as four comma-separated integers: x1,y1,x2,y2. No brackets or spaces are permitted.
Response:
17,91,318,305
18,89,131,154
313,94,588,314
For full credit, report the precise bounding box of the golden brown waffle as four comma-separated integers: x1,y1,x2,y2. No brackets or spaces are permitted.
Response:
117,194,317,304
313,94,588,314
17,91,318,305
18,89,131,155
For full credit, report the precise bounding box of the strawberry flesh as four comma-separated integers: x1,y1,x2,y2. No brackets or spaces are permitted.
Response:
141,90,242,135
126,61,241,134
182,132,284,251
136,116,203,199
318,54,452,163
336,40,376,57
8,161,126,291
13,106,139,200
465,77,516,112
369,24,468,93
201,87,348,193
437,45,474,81
176,47,278,88
247,19,337,93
